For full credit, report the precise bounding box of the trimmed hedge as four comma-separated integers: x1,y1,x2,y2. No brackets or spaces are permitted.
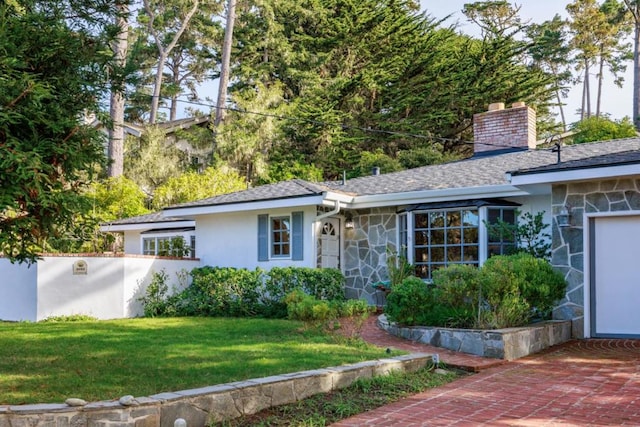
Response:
139,266,346,318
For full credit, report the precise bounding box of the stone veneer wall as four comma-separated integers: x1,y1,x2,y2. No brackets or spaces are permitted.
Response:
343,208,397,302
550,178,640,338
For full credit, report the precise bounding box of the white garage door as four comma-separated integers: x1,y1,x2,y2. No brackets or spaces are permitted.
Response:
591,215,640,338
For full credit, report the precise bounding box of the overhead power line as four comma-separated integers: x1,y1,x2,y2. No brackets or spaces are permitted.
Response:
160,96,560,150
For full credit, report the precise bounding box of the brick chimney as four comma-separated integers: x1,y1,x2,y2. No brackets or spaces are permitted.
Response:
473,102,536,155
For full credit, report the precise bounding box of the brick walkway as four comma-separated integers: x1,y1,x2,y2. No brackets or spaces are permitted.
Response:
337,319,640,426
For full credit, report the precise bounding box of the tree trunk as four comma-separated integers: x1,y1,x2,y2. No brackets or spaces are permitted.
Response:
149,52,166,124
581,69,587,120
144,0,200,125
623,0,640,130
215,0,237,127
634,20,640,130
170,65,180,121
585,60,592,118
108,2,129,178
596,53,604,118
555,87,567,132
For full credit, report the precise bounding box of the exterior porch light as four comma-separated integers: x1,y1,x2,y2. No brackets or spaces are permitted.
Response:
557,206,570,228
344,213,355,229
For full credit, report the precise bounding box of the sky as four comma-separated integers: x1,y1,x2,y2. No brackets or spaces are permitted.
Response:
419,0,634,125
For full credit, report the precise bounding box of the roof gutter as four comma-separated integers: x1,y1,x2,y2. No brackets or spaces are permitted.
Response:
315,200,341,222
99,220,195,233
350,185,529,209
163,194,326,217
508,163,640,186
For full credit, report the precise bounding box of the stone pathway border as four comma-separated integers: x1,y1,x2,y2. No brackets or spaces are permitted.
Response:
0,353,435,427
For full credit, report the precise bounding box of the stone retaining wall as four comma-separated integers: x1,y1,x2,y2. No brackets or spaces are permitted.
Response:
0,354,432,427
378,315,572,361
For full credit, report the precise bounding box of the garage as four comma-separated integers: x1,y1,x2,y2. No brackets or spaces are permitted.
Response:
590,214,640,338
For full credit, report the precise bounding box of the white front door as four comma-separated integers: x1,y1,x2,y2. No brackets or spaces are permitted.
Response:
320,218,340,269
591,215,640,338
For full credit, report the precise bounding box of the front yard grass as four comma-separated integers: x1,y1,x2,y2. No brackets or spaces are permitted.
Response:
0,317,401,405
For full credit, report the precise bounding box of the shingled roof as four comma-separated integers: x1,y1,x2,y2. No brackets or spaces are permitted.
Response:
102,211,193,227
510,148,640,176
167,138,640,207
166,179,340,210
105,138,640,226
321,138,640,196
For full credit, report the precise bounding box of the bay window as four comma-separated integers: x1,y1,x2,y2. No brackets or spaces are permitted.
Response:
398,200,518,279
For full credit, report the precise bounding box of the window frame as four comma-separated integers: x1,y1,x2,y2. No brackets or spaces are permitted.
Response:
486,207,518,257
141,233,196,258
399,204,519,280
258,211,304,262
270,215,291,258
411,208,481,280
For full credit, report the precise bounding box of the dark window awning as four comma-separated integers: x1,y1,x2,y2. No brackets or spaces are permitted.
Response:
398,198,521,213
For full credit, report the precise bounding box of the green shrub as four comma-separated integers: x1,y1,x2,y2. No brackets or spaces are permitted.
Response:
385,247,414,287
139,266,349,319
138,270,171,317
478,292,530,329
481,253,566,320
285,290,373,334
264,267,345,317
274,267,346,301
185,266,263,317
485,210,551,260
40,314,98,322
335,298,372,318
418,303,475,329
387,254,567,329
432,264,480,309
286,290,337,328
385,277,434,326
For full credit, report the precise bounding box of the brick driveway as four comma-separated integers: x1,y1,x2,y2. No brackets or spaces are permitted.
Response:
334,319,640,426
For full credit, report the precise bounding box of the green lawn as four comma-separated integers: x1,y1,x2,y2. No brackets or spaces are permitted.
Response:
0,317,399,405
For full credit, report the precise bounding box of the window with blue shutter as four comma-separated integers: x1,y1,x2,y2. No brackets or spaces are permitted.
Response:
259,211,304,261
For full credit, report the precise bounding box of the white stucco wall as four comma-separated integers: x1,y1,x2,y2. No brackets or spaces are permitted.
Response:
195,206,318,269
516,194,552,225
122,257,195,317
0,255,199,321
0,259,38,321
37,256,127,320
510,194,553,248
123,230,142,254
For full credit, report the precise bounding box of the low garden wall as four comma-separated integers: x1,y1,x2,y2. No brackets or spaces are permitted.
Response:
378,315,572,360
0,254,199,321
0,354,432,427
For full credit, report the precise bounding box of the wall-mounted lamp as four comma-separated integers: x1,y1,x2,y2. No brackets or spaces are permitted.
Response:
557,205,571,228
344,212,355,229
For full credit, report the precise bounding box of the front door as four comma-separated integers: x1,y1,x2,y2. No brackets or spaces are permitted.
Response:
320,218,340,269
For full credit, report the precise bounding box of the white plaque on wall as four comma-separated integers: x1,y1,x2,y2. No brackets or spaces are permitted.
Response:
72,260,88,275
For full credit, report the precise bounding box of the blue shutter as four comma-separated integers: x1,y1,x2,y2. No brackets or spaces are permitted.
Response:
257,214,268,261
291,211,304,261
